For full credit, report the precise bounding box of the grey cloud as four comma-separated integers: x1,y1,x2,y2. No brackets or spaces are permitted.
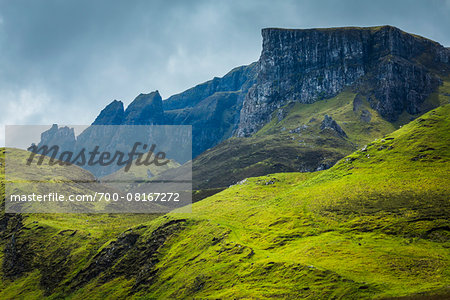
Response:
0,0,449,145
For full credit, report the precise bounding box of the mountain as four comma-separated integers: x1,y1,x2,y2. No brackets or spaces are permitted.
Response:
1,104,448,298
92,100,125,125
89,63,257,157
2,25,450,299
237,26,449,136
123,92,165,125
37,26,449,190
189,26,450,189
191,77,450,189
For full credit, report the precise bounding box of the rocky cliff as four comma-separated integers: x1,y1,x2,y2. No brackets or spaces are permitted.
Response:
89,63,257,157
93,92,164,125
36,124,76,153
124,91,164,125
236,26,450,136
36,26,450,172
92,100,125,125
163,63,257,156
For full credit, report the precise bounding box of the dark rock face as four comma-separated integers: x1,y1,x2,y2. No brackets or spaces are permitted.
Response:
320,115,347,138
163,63,257,157
370,56,439,119
92,100,124,125
353,94,364,112
70,219,186,293
163,64,257,110
166,91,242,157
353,94,372,122
124,91,164,125
236,26,450,136
89,64,256,157
1,215,32,279
37,124,76,152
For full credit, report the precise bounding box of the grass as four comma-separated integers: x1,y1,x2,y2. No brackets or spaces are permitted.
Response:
1,104,448,298
192,77,450,190
148,104,450,298
193,90,400,190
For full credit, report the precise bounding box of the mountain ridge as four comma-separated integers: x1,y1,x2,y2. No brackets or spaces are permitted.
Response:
2,104,448,298
236,25,449,136
35,25,450,188
2,25,450,299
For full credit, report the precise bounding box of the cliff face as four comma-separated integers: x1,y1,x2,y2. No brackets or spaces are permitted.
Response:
92,100,125,125
236,26,450,136
163,64,257,111
35,124,76,153
88,63,257,157
164,63,257,156
123,92,164,125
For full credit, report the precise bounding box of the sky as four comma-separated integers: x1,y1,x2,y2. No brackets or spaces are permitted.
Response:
0,0,449,145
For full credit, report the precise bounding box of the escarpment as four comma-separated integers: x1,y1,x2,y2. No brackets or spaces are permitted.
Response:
236,26,450,136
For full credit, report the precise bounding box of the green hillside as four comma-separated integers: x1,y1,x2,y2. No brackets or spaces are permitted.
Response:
0,103,448,298
192,78,450,190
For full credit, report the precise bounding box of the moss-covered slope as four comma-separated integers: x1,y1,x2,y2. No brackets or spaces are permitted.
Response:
192,79,450,190
1,104,449,298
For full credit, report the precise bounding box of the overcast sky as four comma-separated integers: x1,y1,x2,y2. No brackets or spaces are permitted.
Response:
1,0,449,145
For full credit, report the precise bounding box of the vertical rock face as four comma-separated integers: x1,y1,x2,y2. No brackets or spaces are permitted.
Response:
124,91,164,125
163,64,257,110
163,63,257,157
92,100,125,125
37,124,76,152
236,26,449,136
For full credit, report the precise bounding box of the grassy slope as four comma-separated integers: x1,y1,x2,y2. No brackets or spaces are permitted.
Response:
0,149,161,297
193,91,375,189
100,153,180,193
0,84,448,298
192,78,450,191
0,104,446,298
135,104,450,299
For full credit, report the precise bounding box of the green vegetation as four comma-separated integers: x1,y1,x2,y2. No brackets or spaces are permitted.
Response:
101,152,180,192
3,148,119,213
192,78,450,190
142,104,450,299
0,102,448,298
193,90,399,189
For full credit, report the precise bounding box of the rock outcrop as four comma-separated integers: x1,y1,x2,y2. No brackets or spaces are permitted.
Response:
236,26,450,136
320,115,347,138
36,124,76,152
92,100,125,125
163,63,257,156
92,92,164,126
124,91,164,125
